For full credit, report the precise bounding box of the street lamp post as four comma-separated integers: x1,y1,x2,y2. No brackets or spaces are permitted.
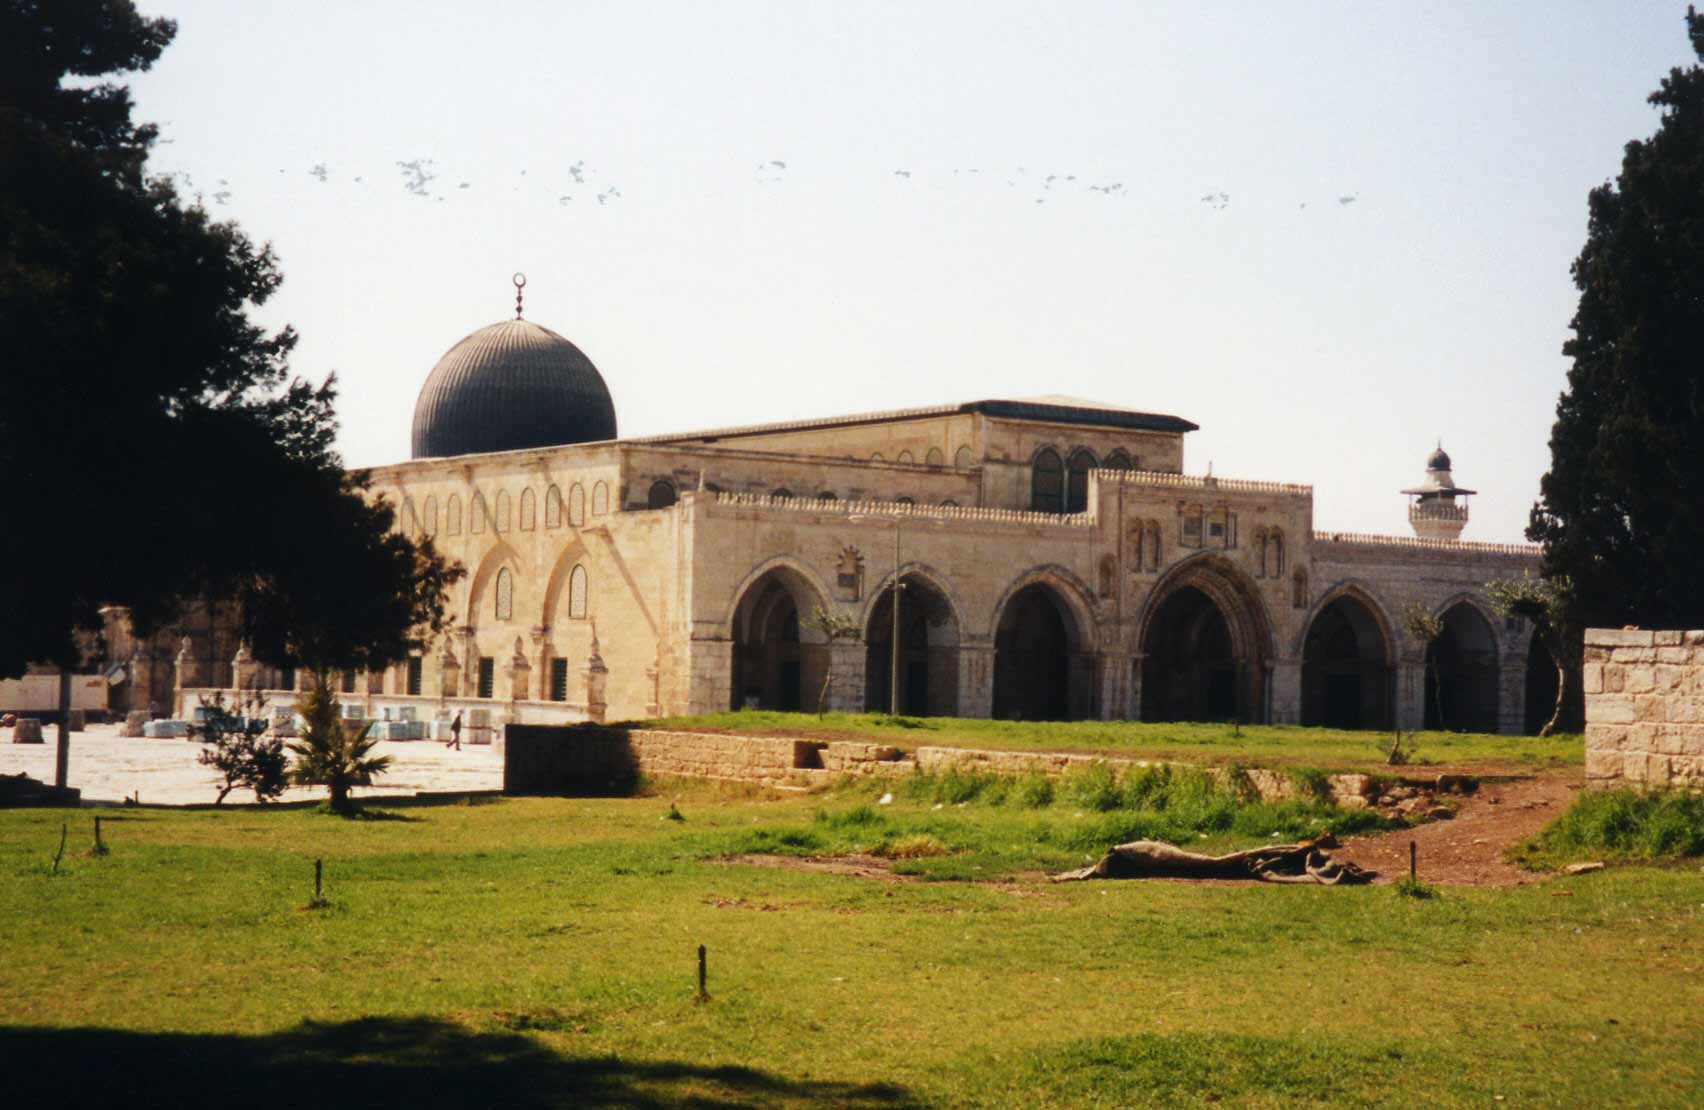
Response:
849,512,905,714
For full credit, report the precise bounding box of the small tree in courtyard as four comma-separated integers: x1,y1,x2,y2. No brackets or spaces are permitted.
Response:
804,606,862,717
1402,602,1446,731
287,673,389,816
197,688,287,804
1486,573,1580,737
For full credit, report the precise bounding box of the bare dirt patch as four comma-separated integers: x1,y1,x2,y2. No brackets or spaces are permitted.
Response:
1333,770,1580,887
720,852,917,882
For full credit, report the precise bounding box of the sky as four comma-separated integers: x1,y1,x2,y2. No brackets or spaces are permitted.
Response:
124,1,1700,543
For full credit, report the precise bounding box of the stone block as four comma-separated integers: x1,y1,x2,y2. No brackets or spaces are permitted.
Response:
1590,696,1636,725
1585,749,1624,782
1582,663,1603,694
1634,694,1666,722
123,709,150,737
1624,666,1656,693
1603,666,1626,693
1611,647,1657,664
12,718,44,743
1656,647,1694,664
1687,631,1704,645
1586,628,1655,648
1585,723,1628,750
1654,631,1685,646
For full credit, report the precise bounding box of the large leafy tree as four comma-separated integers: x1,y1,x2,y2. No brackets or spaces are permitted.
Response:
1529,7,1704,630
0,1,459,678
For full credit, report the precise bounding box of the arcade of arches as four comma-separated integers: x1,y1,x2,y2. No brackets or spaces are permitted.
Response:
864,575,960,716
1424,602,1501,734
730,569,825,711
993,583,1088,720
1301,595,1393,730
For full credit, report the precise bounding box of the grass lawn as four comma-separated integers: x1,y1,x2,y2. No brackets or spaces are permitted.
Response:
632,710,1582,774
3,780,1699,1108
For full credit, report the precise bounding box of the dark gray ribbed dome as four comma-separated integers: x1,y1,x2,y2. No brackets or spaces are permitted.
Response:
1427,446,1452,471
411,319,617,458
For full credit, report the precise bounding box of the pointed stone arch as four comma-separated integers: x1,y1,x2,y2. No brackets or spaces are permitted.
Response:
860,562,965,716
541,537,594,625
1134,553,1276,723
1298,582,1396,730
1425,596,1501,733
464,539,524,626
725,557,835,712
989,565,1099,720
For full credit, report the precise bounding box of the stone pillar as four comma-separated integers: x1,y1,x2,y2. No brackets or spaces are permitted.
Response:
131,648,158,717
1269,658,1301,725
1097,652,1132,721
687,638,734,714
957,642,994,719
231,643,254,695
507,636,531,702
1128,652,1145,720
1395,657,1426,732
437,641,461,701
1497,661,1527,736
174,635,196,716
583,623,609,723
826,639,866,713
530,626,552,701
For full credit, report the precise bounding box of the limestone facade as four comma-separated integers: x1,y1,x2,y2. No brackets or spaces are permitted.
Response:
162,398,1549,734
1583,628,1704,790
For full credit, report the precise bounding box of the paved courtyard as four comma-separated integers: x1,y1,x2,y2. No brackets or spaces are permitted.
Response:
0,721,503,806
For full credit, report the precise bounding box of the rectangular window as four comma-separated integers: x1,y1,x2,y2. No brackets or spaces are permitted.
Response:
550,658,569,702
1181,508,1202,548
340,670,356,694
1225,512,1237,549
477,657,495,699
406,657,423,696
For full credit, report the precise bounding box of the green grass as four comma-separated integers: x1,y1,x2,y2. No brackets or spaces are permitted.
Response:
629,710,1582,773
1511,787,1704,869
4,784,1701,1108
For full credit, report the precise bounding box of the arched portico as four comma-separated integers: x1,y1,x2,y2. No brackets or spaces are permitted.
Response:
1425,599,1500,733
991,570,1095,720
1136,555,1274,724
728,563,830,711
1300,589,1395,730
864,569,962,716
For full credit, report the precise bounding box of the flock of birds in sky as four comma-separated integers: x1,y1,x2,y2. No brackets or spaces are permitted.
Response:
154,153,1361,213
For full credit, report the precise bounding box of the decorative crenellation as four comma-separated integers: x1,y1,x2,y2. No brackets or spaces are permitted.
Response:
1312,531,1539,558
709,491,1097,528
1095,469,1313,496
1583,628,1704,791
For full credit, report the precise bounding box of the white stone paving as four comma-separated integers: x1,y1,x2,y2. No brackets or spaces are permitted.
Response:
0,722,502,805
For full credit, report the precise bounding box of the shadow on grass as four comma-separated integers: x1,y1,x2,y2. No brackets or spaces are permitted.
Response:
0,1017,918,1109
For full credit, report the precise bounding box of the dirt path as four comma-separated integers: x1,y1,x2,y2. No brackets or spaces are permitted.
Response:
1332,771,1580,887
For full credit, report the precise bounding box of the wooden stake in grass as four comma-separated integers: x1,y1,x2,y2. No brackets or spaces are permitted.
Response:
52,823,67,874
307,858,330,909
695,943,709,1004
1410,840,1417,884
91,815,109,857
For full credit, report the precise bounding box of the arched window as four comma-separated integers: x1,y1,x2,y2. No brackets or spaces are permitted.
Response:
954,446,973,468
470,492,488,534
1131,523,1145,570
896,450,914,464
1253,529,1267,578
568,564,588,619
423,495,438,536
591,481,609,516
494,490,511,533
1066,448,1097,513
1105,449,1133,471
568,483,586,526
940,500,957,507
704,481,722,494
494,567,513,621
1270,531,1285,577
648,480,677,509
895,496,915,505
1031,448,1064,512
871,452,885,462
772,488,794,500
1146,520,1162,571
1292,568,1308,610
400,497,418,534
925,447,944,467
519,488,536,531
817,490,838,502
545,485,563,528
446,494,463,535
1098,555,1116,599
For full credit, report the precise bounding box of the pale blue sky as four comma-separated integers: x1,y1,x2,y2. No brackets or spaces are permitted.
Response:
127,2,1697,542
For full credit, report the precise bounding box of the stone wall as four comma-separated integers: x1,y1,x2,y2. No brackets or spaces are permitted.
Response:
1584,628,1704,791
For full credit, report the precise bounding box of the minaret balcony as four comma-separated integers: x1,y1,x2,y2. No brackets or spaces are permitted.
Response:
1409,501,1469,523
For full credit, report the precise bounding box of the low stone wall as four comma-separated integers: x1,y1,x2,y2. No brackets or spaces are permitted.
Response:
502,725,1381,808
1584,628,1704,790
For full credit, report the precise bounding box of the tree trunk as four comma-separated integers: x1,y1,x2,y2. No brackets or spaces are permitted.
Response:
818,669,831,718
330,780,351,815
55,669,72,788
1539,643,1579,738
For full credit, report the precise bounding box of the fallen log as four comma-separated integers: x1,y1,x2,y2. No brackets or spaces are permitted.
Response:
1052,833,1375,885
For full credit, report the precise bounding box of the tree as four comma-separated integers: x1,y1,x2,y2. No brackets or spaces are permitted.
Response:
1400,602,1445,730
0,1,459,681
803,606,861,717
287,674,389,816
196,688,288,805
1486,574,1579,738
1528,8,1704,632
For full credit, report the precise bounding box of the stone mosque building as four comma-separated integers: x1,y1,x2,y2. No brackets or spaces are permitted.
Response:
148,289,1556,737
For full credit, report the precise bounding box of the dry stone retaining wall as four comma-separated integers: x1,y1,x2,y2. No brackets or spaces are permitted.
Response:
1584,628,1704,790
503,725,1379,807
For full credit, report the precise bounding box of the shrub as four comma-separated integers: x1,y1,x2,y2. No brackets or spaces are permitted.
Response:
872,834,949,859
1514,788,1704,867
1060,763,1122,812
1012,773,1054,809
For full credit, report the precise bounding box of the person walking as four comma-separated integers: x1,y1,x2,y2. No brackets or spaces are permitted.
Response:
448,710,462,751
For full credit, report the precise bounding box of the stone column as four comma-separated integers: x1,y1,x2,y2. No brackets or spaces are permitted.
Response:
957,642,995,719
131,648,158,717
1269,658,1302,725
687,638,734,714
583,623,609,723
1128,652,1145,721
531,626,552,701
1096,652,1132,721
1497,661,1527,736
1395,656,1426,732
231,643,254,696
174,635,197,716
506,636,531,722
826,639,866,713
437,641,461,701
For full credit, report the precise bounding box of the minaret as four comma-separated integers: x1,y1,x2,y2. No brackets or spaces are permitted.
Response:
1403,443,1475,540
